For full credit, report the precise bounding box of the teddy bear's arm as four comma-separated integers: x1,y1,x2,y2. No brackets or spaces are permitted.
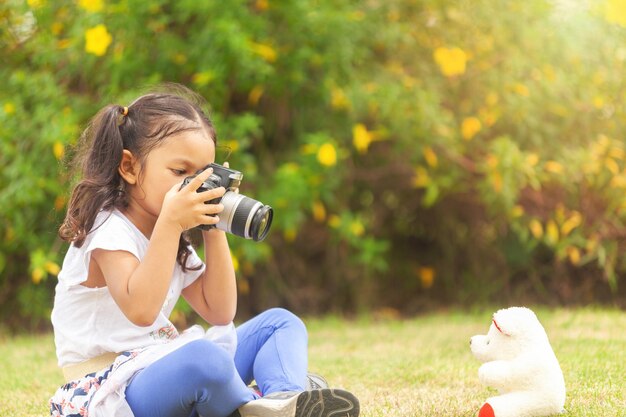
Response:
479,360,511,388
479,357,542,390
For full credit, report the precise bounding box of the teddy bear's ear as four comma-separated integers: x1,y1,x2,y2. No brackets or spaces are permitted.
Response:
492,317,511,336
493,307,542,338
492,308,522,336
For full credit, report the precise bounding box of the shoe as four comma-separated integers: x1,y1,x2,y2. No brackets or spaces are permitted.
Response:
250,372,329,395
305,372,329,391
231,388,359,417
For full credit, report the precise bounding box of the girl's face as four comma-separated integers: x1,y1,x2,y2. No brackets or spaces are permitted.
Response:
129,128,215,224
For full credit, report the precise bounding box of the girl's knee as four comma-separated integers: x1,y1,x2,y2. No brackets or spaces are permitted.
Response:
178,339,236,383
265,308,307,334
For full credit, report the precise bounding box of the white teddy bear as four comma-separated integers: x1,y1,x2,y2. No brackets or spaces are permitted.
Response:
470,307,566,417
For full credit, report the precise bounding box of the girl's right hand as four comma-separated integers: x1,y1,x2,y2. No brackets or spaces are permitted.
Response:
160,167,226,232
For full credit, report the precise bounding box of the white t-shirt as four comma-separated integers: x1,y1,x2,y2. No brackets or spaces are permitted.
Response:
51,209,205,367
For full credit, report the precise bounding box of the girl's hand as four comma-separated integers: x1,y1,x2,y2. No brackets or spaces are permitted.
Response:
160,167,226,232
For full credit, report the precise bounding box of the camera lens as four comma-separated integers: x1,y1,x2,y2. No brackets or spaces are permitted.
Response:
217,192,273,241
250,205,273,242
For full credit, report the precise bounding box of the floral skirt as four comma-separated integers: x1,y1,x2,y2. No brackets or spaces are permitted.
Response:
49,323,238,417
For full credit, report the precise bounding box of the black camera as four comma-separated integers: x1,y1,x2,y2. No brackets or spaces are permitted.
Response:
181,163,273,242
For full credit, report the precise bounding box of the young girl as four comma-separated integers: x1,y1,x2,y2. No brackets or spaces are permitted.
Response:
49,85,359,417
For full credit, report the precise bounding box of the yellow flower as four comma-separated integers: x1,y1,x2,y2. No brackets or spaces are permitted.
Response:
610,174,626,188
491,171,503,193
27,0,45,9
248,85,264,106
593,96,605,109
529,219,543,239
605,0,626,27
300,143,317,155
231,252,239,272
172,53,187,65
283,228,297,242
5,226,15,242
317,143,337,166
3,102,15,114
479,108,498,127
586,235,599,253
412,166,430,188
511,205,524,218
54,195,67,211
422,146,438,168
51,22,64,35
546,220,559,245
53,141,64,160
249,42,277,63
486,92,499,106
255,0,269,11
349,219,365,237
566,247,581,265
544,161,564,174
513,83,530,97
353,124,372,154
192,71,215,87
79,0,103,12
44,261,61,276
525,153,539,167
605,157,620,175
461,117,481,140
543,65,556,82
312,200,326,223
31,267,44,284
85,24,112,56
433,47,467,77
561,212,582,236
418,267,435,289
331,87,350,110
328,215,341,228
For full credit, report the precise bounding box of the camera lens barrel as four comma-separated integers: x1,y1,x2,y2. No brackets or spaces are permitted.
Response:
182,169,273,241
217,191,273,241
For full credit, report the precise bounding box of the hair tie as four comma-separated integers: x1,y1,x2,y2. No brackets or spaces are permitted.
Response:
117,106,129,127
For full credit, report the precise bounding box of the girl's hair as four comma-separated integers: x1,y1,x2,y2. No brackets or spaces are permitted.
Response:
59,84,216,271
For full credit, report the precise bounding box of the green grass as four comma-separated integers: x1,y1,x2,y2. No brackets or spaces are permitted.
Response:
1,308,625,416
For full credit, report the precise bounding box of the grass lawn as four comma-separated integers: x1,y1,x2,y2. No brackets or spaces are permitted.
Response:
1,307,625,416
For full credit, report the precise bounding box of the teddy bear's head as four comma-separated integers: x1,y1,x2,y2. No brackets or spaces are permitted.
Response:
470,306,550,363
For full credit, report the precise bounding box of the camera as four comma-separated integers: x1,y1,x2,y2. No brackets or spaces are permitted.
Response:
181,163,273,242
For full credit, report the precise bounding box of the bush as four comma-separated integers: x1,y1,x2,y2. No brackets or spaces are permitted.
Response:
2,0,626,329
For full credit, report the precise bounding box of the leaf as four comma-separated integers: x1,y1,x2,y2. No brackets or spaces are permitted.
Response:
423,184,439,207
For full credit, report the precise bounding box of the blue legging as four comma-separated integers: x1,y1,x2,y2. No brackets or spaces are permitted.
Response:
125,308,308,417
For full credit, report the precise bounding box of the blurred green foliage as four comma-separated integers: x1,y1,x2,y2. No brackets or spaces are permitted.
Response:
2,0,626,329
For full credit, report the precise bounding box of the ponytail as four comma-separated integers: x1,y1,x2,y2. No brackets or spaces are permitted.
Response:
59,105,130,247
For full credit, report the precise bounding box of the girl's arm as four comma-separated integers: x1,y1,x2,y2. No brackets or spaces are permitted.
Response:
91,218,182,326
91,169,223,327
182,229,237,325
